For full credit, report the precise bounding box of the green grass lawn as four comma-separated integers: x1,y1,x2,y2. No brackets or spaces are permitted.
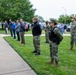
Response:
4,36,76,75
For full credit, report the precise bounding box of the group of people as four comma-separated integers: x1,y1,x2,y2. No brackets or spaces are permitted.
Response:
3,19,29,45
31,17,63,67
44,16,76,67
9,19,27,45
3,16,76,67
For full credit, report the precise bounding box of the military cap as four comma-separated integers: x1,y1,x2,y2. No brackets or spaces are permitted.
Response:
50,19,57,25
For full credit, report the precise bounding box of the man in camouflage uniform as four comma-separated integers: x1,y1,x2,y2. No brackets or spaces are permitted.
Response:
69,17,76,50
45,21,50,43
48,19,63,67
32,17,42,55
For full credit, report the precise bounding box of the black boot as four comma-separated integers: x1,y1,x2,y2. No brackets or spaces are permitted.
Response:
32,50,37,53
51,59,54,64
45,41,49,43
35,52,40,56
47,58,54,64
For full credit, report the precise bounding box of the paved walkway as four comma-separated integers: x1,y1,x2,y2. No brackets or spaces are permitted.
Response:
0,34,71,37
0,36,37,75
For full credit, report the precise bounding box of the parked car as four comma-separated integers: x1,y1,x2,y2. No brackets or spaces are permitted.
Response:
39,22,46,30
66,25,70,32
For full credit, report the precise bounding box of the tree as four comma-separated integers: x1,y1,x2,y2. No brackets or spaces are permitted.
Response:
65,15,71,24
58,15,71,24
35,15,45,22
58,15,65,23
0,0,36,22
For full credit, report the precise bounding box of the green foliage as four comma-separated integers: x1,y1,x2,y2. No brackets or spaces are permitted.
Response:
35,15,45,22
4,36,76,75
58,15,71,24
0,0,36,22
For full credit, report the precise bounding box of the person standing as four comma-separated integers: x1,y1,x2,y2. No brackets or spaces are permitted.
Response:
69,17,76,50
4,21,9,34
32,17,42,55
64,24,67,33
20,19,25,45
12,22,16,39
9,19,13,37
48,19,63,67
1,22,4,30
45,21,50,43
59,23,64,35
15,20,20,41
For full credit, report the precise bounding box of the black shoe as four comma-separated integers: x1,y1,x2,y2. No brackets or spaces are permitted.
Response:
32,51,37,53
13,38,16,39
17,40,20,41
45,42,49,43
75,43,76,46
35,52,40,56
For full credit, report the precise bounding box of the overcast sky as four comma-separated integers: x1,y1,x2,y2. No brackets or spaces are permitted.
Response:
30,0,76,20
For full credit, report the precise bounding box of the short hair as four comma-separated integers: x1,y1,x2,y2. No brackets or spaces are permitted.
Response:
32,17,38,21
20,18,23,21
45,21,49,25
71,16,75,20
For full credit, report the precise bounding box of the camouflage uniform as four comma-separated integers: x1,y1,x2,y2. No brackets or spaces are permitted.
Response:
33,36,40,53
49,26,63,63
49,41,58,62
45,24,50,43
70,21,76,49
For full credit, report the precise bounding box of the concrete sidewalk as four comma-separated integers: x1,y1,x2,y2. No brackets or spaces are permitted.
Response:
0,34,71,37
0,36,37,75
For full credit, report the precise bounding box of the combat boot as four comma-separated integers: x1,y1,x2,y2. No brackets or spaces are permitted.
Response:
45,41,49,43
47,59,54,64
54,61,58,67
32,50,37,53
69,47,73,50
35,52,40,56
75,43,76,46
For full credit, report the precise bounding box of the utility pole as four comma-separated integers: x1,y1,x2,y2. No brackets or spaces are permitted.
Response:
62,7,66,24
